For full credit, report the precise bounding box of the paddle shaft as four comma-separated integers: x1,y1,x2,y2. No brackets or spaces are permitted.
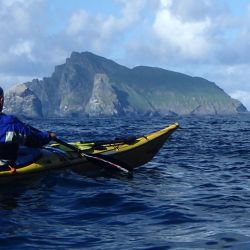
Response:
53,138,131,175
28,124,132,175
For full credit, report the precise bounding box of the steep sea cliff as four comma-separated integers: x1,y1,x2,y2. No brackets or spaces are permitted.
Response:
4,52,247,118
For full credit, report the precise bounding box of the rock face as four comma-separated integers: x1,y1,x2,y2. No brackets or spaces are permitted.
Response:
4,51,247,118
85,74,120,116
3,84,43,118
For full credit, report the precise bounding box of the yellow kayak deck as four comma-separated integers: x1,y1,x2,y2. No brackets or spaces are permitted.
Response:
0,123,179,182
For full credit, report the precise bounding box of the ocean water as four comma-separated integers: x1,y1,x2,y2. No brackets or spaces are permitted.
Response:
0,114,250,249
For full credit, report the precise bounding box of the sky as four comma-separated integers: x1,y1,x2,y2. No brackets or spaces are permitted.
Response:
1,0,250,108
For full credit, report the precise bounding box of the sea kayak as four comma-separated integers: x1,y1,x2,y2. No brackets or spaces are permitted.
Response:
0,123,179,183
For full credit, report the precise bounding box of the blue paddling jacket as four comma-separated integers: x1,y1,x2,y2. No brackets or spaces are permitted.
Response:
0,113,51,162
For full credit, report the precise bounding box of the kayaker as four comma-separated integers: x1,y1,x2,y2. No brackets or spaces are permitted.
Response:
0,86,56,168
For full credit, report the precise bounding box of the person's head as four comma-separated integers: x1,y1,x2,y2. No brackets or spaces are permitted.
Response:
0,87,4,112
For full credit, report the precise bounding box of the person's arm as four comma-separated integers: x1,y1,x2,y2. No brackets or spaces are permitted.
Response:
12,116,56,147
25,129,52,147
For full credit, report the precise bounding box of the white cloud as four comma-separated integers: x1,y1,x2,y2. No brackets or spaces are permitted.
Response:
0,73,36,90
0,0,64,82
153,1,212,59
230,90,250,109
66,10,89,35
204,64,250,91
65,0,146,53
2,0,30,7
9,39,35,61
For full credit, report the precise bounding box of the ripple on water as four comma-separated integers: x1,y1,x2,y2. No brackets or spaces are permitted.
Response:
1,115,250,249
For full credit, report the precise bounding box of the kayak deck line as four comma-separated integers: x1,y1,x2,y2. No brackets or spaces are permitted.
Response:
0,123,179,182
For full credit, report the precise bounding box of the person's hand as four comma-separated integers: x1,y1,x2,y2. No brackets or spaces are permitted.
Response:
49,132,56,139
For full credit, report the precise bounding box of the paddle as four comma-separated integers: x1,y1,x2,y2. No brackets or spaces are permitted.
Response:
27,124,132,176
53,137,132,176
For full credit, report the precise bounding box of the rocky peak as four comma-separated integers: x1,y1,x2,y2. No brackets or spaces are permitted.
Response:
3,51,248,118
4,84,43,118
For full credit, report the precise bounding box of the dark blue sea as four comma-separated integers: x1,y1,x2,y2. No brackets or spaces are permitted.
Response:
1,114,250,249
